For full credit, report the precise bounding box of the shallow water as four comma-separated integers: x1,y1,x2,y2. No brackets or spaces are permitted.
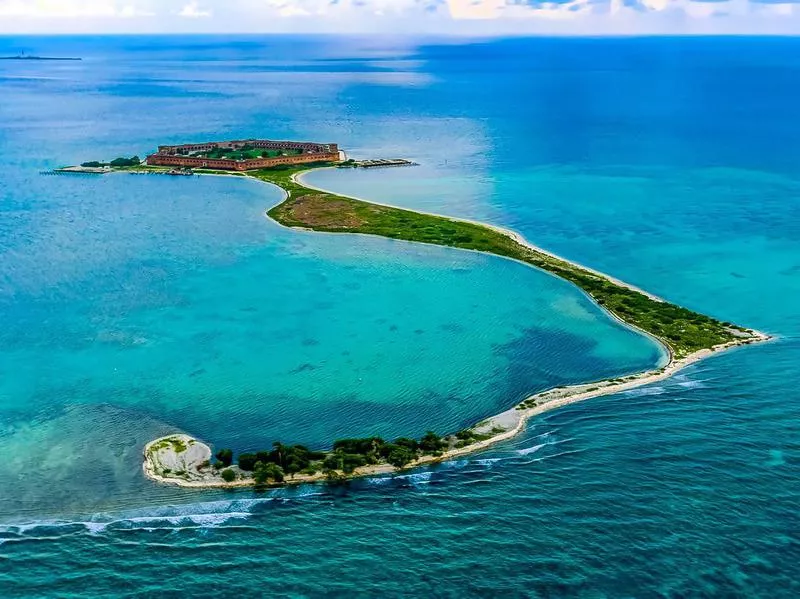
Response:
1,35,799,597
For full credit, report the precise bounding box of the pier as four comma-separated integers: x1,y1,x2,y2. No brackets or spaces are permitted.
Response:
351,159,418,169
43,166,109,175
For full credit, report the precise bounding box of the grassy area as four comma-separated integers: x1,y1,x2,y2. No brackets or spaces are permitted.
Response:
193,148,302,161
250,164,754,359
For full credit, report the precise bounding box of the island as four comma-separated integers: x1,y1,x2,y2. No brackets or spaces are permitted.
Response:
68,138,772,488
1,54,81,61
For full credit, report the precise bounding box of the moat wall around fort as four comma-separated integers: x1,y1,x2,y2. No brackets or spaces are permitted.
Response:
146,139,341,171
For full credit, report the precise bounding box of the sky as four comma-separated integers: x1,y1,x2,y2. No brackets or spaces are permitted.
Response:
0,0,799,34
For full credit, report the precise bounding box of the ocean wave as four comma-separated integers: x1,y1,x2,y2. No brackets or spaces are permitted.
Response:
0,496,296,539
394,471,433,484
517,448,584,465
364,475,392,485
460,477,496,486
516,443,545,456
621,386,667,397
675,379,707,389
438,459,470,469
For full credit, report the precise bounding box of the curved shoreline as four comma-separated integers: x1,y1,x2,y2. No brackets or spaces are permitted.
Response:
295,171,678,366
144,334,768,489
138,165,772,489
294,168,668,303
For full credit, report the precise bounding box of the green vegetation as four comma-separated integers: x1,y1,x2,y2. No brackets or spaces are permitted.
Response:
183,144,303,161
237,443,326,477
168,437,187,453
453,428,496,448
253,462,284,485
215,448,233,467
81,156,140,168
253,165,756,359
227,431,451,482
220,468,236,483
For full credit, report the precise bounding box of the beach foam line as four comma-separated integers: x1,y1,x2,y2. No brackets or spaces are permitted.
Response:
0,491,343,539
516,443,547,456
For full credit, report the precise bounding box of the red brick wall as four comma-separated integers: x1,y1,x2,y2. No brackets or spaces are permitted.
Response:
157,140,338,156
146,151,340,171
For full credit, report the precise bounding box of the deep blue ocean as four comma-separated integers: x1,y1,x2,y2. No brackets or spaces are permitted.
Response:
0,36,798,597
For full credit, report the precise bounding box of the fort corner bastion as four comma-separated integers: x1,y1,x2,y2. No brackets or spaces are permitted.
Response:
146,138,341,171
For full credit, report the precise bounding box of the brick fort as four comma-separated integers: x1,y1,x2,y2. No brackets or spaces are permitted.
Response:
146,139,341,171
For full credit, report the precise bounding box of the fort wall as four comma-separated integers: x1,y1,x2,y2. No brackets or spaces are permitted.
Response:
147,138,340,171
146,151,340,171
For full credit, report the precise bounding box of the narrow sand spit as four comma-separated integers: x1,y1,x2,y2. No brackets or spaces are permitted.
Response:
144,331,770,489
140,168,772,489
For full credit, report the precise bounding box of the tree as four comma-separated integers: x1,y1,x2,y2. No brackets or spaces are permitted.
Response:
215,448,233,467
270,442,287,468
220,468,236,483
253,461,284,485
332,437,385,463
322,451,365,474
344,454,367,473
419,431,445,454
323,452,342,473
386,446,415,468
110,156,140,167
394,437,419,452
325,469,346,484
238,453,258,471
285,456,304,479
254,450,272,465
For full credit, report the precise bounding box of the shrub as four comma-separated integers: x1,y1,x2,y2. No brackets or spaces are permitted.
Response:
419,431,445,454
215,448,233,467
394,437,419,452
386,447,415,468
109,156,140,167
238,453,257,471
332,437,384,455
253,461,284,485
220,468,236,483
323,451,367,474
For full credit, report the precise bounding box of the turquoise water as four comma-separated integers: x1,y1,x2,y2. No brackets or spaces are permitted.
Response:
0,171,658,520
1,36,799,597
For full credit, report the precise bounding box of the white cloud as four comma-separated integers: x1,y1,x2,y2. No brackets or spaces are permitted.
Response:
178,1,212,17
0,0,122,18
2,0,800,32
